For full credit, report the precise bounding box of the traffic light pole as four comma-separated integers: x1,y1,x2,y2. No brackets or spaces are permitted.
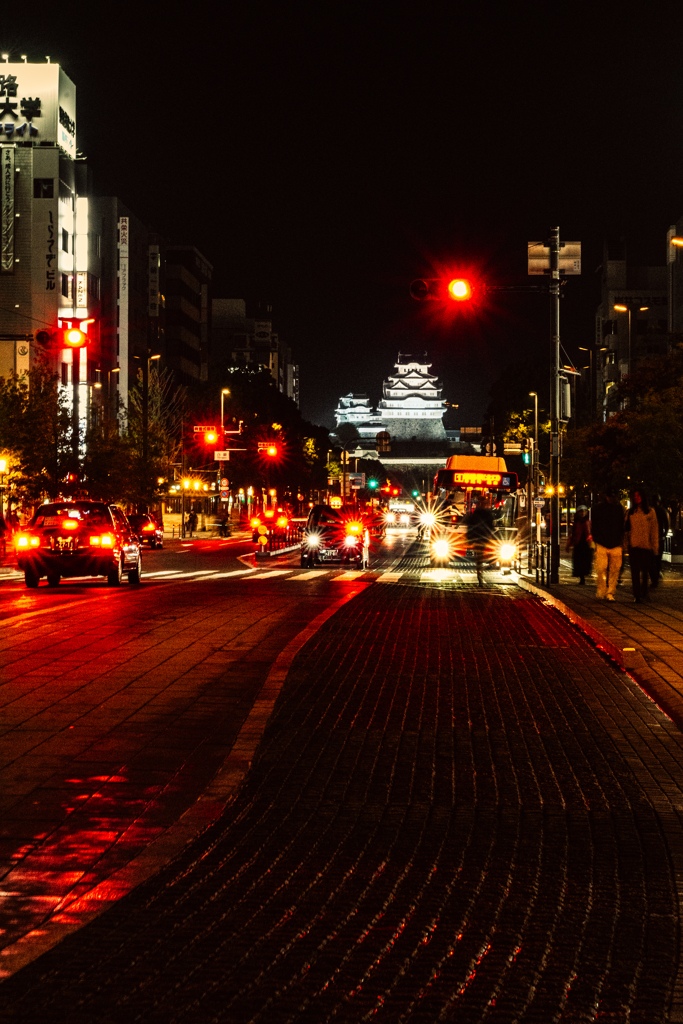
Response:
550,227,561,585
72,350,80,470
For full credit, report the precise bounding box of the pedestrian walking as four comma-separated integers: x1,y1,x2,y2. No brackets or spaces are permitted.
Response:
464,495,495,585
590,489,625,601
624,488,658,604
650,495,669,588
566,505,593,585
188,510,198,537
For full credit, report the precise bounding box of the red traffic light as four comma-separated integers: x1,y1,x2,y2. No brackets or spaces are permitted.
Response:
447,278,472,301
63,327,87,348
204,431,218,445
410,277,478,303
258,442,279,457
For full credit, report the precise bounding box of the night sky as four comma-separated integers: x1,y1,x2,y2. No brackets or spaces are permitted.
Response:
4,5,683,427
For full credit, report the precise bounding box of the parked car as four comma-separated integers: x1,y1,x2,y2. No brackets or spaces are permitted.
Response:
301,504,370,569
15,500,142,588
128,512,164,549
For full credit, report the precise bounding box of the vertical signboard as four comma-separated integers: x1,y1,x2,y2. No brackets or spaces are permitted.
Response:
1,146,14,274
118,217,129,411
148,244,159,316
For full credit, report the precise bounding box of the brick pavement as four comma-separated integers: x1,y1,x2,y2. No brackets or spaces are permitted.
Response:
2,582,683,1021
518,557,683,736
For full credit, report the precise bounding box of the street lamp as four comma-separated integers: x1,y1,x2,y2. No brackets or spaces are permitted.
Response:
0,456,6,520
613,303,649,381
528,391,538,492
220,388,230,433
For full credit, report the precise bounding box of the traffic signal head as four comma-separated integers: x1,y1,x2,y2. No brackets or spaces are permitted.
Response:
63,327,87,348
258,442,279,457
410,276,479,304
204,431,218,445
447,278,472,302
368,478,378,489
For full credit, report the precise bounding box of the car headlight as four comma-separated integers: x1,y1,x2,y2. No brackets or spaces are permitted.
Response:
499,543,515,560
306,533,320,547
420,512,436,527
344,535,358,547
432,538,450,558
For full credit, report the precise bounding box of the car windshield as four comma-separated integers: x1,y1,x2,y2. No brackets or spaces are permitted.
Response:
32,503,110,528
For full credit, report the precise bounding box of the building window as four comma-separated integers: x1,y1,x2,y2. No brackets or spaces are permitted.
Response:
61,274,70,298
61,362,70,385
33,178,54,199
87,273,100,299
62,229,69,253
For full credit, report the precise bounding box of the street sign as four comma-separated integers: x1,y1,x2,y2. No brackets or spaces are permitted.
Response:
348,473,365,487
220,478,228,487
527,242,581,275
194,425,216,432
220,490,229,501
214,451,230,461
534,499,545,508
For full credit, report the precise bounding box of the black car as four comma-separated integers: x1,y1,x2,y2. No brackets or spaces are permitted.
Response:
128,512,164,549
300,504,370,569
15,500,142,588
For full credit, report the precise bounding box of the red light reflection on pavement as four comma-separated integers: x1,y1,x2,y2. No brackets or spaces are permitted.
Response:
0,768,200,958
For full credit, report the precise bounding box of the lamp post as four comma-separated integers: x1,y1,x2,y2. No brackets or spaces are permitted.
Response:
0,456,6,520
613,303,648,400
220,388,230,433
578,347,594,422
528,391,538,492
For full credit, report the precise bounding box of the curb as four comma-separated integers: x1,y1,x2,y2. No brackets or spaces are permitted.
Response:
517,575,683,734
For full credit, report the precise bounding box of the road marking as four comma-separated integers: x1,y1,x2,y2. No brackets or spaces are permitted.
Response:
377,571,403,582
333,571,366,580
145,570,182,576
200,569,257,578
288,570,330,580
420,568,457,581
248,570,293,579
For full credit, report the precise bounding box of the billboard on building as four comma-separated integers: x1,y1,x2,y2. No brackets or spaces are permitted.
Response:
0,63,76,156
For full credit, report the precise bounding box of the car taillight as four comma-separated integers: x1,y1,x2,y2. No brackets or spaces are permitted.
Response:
143,524,154,532
250,518,261,528
62,520,78,530
16,535,39,548
90,534,115,547
276,517,289,528
346,521,362,535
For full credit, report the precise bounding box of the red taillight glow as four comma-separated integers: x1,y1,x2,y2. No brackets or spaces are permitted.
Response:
62,520,78,530
276,517,288,528
90,534,114,547
143,524,154,532
250,518,261,528
346,521,362,534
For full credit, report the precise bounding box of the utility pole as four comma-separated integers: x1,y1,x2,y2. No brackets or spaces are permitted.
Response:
549,227,561,584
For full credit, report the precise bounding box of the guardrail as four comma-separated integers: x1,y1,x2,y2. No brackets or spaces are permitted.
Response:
255,520,306,555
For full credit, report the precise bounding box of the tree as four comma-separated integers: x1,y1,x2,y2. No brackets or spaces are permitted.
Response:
0,362,71,508
84,366,186,508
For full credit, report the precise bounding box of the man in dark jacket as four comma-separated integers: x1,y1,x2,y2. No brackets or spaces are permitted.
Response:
465,496,495,585
591,489,625,601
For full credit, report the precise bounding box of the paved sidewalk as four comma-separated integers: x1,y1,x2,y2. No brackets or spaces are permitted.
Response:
518,556,683,732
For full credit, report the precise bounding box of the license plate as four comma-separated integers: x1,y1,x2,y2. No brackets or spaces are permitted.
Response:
321,549,338,558
56,537,75,551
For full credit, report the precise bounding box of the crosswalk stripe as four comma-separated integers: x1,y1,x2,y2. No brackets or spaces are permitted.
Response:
332,571,366,581
377,572,403,582
248,570,293,579
288,570,330,580
199,569,257,579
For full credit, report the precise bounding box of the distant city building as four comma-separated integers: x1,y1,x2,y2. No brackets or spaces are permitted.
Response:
212,298,298,404
591,241,667,419
164,245,212,386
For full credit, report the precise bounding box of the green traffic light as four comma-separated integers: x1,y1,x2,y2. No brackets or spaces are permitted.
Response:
412,490,419,497
368,479,378,488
